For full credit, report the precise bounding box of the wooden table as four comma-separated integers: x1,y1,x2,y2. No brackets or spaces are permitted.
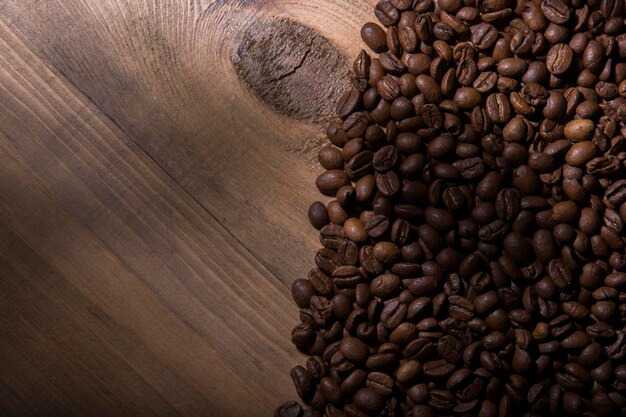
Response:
0,1,376,415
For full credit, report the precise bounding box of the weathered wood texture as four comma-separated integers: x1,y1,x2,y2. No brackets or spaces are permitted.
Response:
0,0,379,415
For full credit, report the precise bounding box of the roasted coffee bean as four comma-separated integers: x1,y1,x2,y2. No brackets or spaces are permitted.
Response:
343,218,368,243
332,265,362,288
353,388,385,414
291,366,314,401
437,335,463,363
373,241,401,264
415,74,443,104
375,1,399,27
583,40,605,73
471,23,498,51
319,146,344,171
454,87,482,110
340,337,369,363
308,202,330,230
359,245,384,276
473,71,497,94
541,0,571,24
316,170,349,196
275,401,303,417
605,180,626,207
370,273,401,298
497,58,528,79
372,145,398,172
375,171,400,197
495,189,521,222
292,279,316,308
423,359,456,379
565,141,598,166
320,224,346,250
485,93,512,124
283,1,626,415
546,43,573,75
365,372,394,396
365,215,389,238
564,119,595,142
361,22,388,53
453,157,485,180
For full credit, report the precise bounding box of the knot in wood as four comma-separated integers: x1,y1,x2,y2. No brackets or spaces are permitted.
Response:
232,17,349,123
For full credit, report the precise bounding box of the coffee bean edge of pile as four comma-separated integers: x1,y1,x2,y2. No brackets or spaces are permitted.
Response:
276,0,626,416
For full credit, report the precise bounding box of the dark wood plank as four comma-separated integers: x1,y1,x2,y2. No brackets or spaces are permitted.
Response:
0,0,378,284
0,20,303,416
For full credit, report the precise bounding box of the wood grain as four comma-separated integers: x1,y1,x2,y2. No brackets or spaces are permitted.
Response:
2,0,377,283
0,0,379,415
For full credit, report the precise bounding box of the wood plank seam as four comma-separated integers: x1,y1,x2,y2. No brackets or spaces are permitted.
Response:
0,16,290,293
0,18,301,414
0,22,294,354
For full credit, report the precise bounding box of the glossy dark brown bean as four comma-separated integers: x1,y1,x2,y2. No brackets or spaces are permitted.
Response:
353,388,384,414
316,170,349,196
485,93,511,124
415,74,442,104
375,1,400,26
546,43,574,75
541,0,571,24
275,401,303,417
453,87,482,110
308,202,330,230
361,22,388,53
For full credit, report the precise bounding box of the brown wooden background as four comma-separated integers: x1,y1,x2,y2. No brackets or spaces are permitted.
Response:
0,0,377,415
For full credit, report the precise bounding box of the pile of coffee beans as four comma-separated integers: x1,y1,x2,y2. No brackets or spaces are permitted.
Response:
276,0,626,416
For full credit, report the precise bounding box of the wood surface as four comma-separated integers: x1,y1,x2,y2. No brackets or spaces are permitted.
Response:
0,0,377,415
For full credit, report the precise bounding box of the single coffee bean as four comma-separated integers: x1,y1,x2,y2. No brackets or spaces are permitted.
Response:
485,93,512,124
453,87,482,110
510,29,535,56
457,58,479,87
583,40,605,73
605,180,626,207
438,335,463,363
364,215,389,238
370,273,402,298
374,2,399,27
564,119,595,142
319,146,344,171
415,74,443,104
344,218,368,243
320,224,346,250
340,337,369,363
291,365,314,400
565,141,598,166
497,58,528,78
308,202,330,230
423,359,456,379
353,388,384,414
541,0,571,24
473,71,497,94
375,171,401,197
471,23,498,51
275,401,303,417
316,170,349,196
361,22,388,53
365,372,394,396
292,279,316,308
333,265,362,288
552,200,580,223
546,43,574,75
